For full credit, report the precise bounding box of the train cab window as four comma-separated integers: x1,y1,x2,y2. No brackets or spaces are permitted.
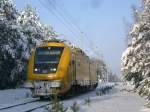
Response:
34,47,64,74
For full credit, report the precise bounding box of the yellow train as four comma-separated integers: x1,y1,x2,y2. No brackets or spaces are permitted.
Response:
28,40,98,97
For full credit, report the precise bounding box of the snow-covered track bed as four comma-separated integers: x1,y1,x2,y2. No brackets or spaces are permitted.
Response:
0,99,50,112
23,102,50,112
0,99,39,110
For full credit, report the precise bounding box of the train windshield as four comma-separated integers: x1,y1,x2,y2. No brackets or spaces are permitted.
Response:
34,47,64,74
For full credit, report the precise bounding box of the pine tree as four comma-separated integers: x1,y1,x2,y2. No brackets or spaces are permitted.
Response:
121,0,150,102
0,2,57,89
0,0,26,88
17,5,57,59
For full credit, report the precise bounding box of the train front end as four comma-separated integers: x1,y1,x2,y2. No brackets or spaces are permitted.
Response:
28,41,71,97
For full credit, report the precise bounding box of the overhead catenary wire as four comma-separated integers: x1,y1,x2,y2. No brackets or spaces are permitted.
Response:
46,0,94,51
38,0,79,43
47,0,94,54
45,0,88,50
50,0,84,35
46,0,82,36
39,0,101,58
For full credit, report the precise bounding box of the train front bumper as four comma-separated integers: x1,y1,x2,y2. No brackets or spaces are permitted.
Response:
33,80,62,96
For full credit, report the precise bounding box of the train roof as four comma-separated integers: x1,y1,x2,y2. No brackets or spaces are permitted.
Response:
36,39,88,56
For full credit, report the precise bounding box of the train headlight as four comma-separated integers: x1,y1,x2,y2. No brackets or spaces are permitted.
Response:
50,68,56,72
34,68,40,72
34,68,38,72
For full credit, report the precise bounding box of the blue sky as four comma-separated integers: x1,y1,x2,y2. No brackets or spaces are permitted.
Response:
14,0,140,76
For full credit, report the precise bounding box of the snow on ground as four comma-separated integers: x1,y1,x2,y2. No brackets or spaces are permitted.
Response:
0,82,150,112
0,88,32,105
77,83,150,112
36,82,150,112
62,82,150,112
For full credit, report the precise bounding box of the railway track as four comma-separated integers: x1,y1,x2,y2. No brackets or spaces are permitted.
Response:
0,99,50,112
24,102,50,112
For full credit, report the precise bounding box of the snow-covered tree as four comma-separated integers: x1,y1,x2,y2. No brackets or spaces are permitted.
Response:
121,0,150,101
0,2,57,89
17,5,57,59
0,0,26,88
